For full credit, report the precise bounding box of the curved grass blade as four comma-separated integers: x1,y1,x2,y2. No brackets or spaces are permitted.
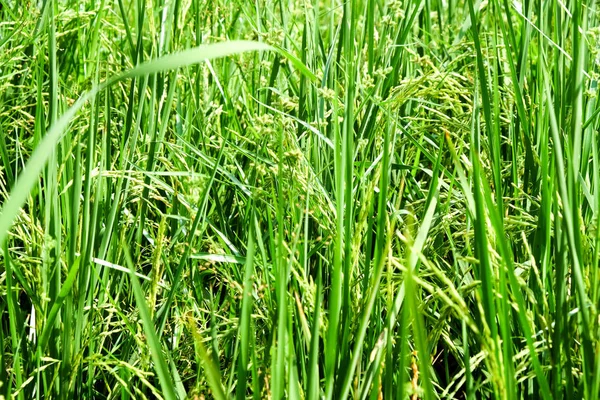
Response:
0,41,272,249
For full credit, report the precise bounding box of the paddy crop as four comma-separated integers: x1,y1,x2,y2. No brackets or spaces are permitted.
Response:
0,0,599,398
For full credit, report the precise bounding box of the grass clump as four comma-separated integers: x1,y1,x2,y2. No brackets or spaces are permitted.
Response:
1,0,600,399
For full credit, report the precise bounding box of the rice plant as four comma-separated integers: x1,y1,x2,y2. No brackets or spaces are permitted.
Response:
0,0,599,398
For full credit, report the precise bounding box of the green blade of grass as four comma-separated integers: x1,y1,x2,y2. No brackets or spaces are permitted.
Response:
0,41,271,249
236,229,256,400
121,241,178,400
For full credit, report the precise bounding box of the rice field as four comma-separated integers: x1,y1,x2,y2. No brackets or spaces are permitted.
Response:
0,0,599,398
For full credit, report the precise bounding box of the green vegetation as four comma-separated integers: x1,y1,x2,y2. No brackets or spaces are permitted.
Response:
0,0,599,398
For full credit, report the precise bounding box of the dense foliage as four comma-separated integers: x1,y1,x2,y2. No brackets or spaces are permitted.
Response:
1,0,599,398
